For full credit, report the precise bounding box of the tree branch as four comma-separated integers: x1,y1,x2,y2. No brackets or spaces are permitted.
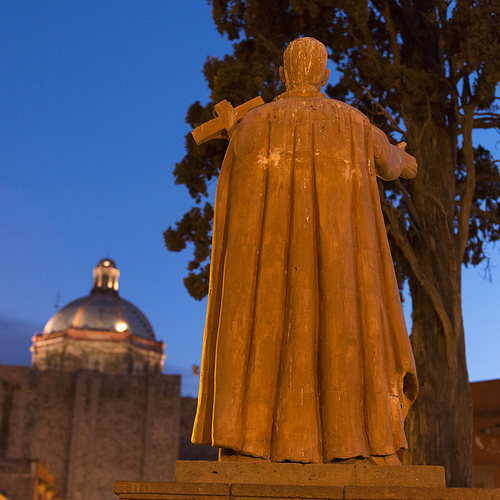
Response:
473,115,500,130
394,178,422,229
362,86,405,135
471,205,500,225
351,12,383,74
381,0,401,68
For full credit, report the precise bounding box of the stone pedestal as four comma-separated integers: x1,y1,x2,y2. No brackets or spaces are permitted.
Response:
114,461,500,500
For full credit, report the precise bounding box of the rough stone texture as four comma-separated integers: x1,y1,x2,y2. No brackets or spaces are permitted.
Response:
114,481,230,494
0,366,181,500
231,483,344,499
113,482,500,500
174,462,445,488
114,481,230,500
175,462,355,486
0,460,35,500
353,464,444,487
343,486,500,499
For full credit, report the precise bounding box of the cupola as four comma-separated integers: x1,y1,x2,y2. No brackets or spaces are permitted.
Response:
92,258,120,292
31,259,165,375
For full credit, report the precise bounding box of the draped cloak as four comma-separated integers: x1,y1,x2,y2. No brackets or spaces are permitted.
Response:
192,92,418,463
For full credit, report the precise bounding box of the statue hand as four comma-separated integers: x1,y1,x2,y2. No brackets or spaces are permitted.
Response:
397,142,418,179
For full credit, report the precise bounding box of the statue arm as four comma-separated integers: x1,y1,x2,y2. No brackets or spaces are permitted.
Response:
372,126,418,180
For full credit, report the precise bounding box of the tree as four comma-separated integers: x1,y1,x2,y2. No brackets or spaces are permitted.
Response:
164,0,500,486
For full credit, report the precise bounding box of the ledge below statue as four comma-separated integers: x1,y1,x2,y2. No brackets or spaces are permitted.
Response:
113,460,498,500
174,460,445,487
114,481,500,500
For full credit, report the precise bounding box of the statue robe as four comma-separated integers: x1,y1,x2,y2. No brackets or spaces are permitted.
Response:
192,91,418,463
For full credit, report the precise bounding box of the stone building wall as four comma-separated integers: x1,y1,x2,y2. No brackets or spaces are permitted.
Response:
0,459,35,500
471,379,500,488
0,366,181,500
179,397,218,462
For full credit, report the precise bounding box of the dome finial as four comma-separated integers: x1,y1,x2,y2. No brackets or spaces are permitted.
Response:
92,258,120,293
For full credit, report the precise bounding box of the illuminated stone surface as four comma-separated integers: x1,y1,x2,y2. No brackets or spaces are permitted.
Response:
114,470,500,500
174,461,445,487
192,37,418,463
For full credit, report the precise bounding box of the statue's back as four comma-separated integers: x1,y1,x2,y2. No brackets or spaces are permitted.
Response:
193,89,417,464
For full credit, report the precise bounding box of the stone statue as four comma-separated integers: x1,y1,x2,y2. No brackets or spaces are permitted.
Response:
191,37,418,465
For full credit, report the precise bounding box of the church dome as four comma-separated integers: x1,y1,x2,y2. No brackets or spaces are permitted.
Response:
42,258,156,341
32,259,165,375
43,295,156,341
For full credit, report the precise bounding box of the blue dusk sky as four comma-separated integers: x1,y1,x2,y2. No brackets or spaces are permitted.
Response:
1,2,499,397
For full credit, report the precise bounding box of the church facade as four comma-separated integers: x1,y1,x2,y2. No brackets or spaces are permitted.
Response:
0,259,215,500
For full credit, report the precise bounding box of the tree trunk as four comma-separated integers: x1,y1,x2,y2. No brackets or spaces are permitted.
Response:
404,279,473,487
398,121,474,487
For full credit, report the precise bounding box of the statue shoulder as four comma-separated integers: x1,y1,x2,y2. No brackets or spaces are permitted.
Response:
239,100,275,124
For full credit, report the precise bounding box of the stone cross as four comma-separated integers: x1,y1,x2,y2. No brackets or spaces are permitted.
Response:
191,96,264,145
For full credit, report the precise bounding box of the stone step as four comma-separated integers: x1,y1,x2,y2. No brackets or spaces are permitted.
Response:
113,481,500,500
174,461,446,488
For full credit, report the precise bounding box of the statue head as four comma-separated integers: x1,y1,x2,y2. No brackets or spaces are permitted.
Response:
279,37,330,92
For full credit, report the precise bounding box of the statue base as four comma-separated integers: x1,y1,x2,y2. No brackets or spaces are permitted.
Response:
174,460,445,487
114,461,500,499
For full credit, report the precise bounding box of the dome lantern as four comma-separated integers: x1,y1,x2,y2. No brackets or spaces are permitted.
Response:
92,258,120,292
